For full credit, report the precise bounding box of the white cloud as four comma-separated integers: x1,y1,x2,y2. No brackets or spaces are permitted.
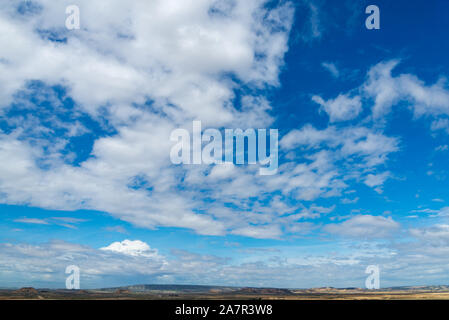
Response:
280,59,449,204
51,217,87,224
12,216,86,229
312,94,362,122
6,234,449,288
0,0,294,119
321,62,339,78
101,240,159,258
364,60,449,119
324,215,400,238
0,2,445,243
0,240,168,287
0,1,299,238
308,58,449,141
410,225,449,245
231,225,282,239
341,197,359,204
13,218,49,225
281,126,399,168
364,172,390,188
280,125,398,195
431,118,449,134
301,2,322,41
436,207,449,217
280,124,336,149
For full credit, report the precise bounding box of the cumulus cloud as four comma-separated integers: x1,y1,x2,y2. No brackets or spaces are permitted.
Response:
364,60,449,119
5,2,442,242
0,0,294,115
279,58,449,202
280,125,398,194
281,125,399,166
101,240,159,258
364,172,390,188
0,0,301,238
312,94,362,122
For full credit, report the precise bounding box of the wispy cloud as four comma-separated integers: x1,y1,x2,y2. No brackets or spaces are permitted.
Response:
13,218,49,225
321,62,340,78
105,226,128,234
324,215,400,239
13,217,86,229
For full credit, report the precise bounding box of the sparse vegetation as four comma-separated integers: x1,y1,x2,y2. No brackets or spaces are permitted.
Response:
3,285,449,300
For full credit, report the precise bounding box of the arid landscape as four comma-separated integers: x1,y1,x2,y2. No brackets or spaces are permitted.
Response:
2,285,449,300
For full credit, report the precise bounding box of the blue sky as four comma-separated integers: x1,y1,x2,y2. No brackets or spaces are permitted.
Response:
1,0,449,289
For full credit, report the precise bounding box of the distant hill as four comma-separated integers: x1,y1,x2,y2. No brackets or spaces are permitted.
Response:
102,284,237,292
3,284,449,300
